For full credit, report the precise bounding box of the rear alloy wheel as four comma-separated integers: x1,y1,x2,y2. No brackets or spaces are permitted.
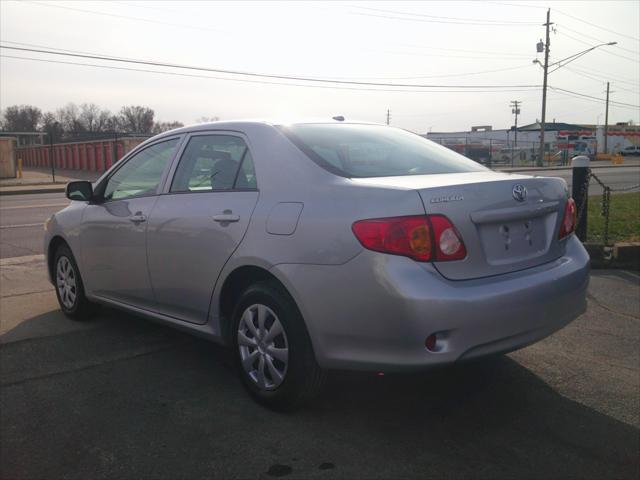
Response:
53,244,96,320
232,281,326,410
238,304,289,391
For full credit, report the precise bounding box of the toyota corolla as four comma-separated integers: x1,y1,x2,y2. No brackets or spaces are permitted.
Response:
44,120,589,409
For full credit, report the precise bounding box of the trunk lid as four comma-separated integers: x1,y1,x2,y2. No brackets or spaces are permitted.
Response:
352,171,569,280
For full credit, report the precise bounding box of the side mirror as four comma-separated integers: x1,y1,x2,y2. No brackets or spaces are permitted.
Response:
65,181,93,201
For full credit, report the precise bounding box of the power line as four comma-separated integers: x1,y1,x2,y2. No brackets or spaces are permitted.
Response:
393,43,532,58
351,10,540,27
315,64,534,81
352,5,539,25
557,23,639,55
554,7,640,42
557,31,640,63
564,64,639,87
563,67,640,94
548,86,640,109
486,1,545,9
26,0,229,35
488,1,640,43
377,48,528,61
0,45,543,89
0,54,542,94
0,40,533,81
10,51,634,113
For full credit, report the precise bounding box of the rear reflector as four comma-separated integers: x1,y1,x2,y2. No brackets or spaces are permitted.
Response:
429,215,467,261
352,214,466,262
558,198,577,239
425,334,437,351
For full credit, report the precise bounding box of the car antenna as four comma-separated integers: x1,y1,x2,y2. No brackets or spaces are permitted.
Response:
332,115,345,121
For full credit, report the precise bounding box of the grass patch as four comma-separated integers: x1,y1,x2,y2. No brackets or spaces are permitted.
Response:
587,191,640,244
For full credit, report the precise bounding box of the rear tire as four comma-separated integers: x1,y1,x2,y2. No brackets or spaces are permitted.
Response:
53,244,96,321
231,280,326,410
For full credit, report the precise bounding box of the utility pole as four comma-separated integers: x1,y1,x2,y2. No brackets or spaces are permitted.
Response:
510,100,521,148
386,109,391,125
538,8,552,167
604,81,610,154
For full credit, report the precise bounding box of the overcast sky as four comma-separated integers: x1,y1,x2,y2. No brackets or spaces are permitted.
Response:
1,0,638,133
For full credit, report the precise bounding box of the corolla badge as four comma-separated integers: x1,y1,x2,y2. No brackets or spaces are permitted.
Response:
512,184,527,202
430,194,464,204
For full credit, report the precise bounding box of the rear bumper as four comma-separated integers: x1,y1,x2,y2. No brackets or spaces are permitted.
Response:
272,235,589,371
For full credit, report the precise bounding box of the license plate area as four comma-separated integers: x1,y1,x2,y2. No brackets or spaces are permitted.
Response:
478,216,550,265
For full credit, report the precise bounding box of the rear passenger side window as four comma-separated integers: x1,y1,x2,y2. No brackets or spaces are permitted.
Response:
170,135,257,192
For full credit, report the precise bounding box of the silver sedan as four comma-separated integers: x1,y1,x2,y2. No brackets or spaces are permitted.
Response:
44,120,589,409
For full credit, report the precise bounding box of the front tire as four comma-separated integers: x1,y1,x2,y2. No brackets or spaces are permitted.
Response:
53,244,95,321
231,280,326,410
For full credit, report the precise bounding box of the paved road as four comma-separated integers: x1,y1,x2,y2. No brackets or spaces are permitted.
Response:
506,166,640,196
0,192,68,258
0,256,638,479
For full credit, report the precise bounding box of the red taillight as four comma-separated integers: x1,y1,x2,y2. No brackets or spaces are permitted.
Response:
351,215,432,261
559,198,577,239
352,215,466,262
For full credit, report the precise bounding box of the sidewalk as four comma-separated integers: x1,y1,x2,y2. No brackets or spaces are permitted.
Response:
0,168,101,196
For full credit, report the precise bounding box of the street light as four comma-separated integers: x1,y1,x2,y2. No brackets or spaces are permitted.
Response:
534,14,618,166
546,42,618,74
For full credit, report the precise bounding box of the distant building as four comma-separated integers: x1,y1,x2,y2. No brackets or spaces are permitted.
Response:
425,121,639,161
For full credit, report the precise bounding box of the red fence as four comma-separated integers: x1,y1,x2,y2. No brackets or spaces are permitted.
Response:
16,138,146,172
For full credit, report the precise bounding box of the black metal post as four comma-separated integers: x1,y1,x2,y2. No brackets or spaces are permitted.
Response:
488,139,492,169
113,131,119,166
49,133,56,183
572,155,590,241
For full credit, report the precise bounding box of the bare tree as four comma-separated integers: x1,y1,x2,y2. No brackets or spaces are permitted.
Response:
57,103,84,133
152,121,184,134
41,112,65,141
119,106,155,133
2,105,42,131
196,116,220,123
105,114,122,132
79,103,110,132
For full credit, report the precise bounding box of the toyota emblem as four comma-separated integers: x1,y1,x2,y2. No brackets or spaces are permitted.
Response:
512,184,527,202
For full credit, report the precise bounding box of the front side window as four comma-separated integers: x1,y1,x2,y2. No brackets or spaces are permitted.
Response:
171,135,257,192
103,138,179,201
279,124,487,178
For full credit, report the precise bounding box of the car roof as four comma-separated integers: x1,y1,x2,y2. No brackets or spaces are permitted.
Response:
153,118,383,138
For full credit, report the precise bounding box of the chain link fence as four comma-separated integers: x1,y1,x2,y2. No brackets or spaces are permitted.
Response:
575,170,640,246
428,137,579,168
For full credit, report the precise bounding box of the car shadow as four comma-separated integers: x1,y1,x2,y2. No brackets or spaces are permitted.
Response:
1,305,638,479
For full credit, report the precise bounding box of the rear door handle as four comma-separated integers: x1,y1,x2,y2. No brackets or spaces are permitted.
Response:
212,214,240,223
129,214,147,224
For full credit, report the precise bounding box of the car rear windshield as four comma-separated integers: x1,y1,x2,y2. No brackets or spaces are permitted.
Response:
279,124,487,178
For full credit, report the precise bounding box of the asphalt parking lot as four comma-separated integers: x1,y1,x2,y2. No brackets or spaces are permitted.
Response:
1,256,639,479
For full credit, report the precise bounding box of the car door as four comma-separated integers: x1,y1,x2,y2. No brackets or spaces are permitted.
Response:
146,133,259,324
80,137,181,309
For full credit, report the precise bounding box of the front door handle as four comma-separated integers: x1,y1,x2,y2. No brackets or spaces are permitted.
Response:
129,213,147,224
212,214,240,223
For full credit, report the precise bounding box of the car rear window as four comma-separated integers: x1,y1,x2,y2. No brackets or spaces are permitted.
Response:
278,124,487,178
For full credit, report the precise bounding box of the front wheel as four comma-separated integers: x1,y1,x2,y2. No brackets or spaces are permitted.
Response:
53,244,96,320
231,280,326,410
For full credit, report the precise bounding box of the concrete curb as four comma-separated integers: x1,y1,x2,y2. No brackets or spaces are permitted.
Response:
0,254,45,266
0,180,69,187
0,186,66,196
585,242,640,271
